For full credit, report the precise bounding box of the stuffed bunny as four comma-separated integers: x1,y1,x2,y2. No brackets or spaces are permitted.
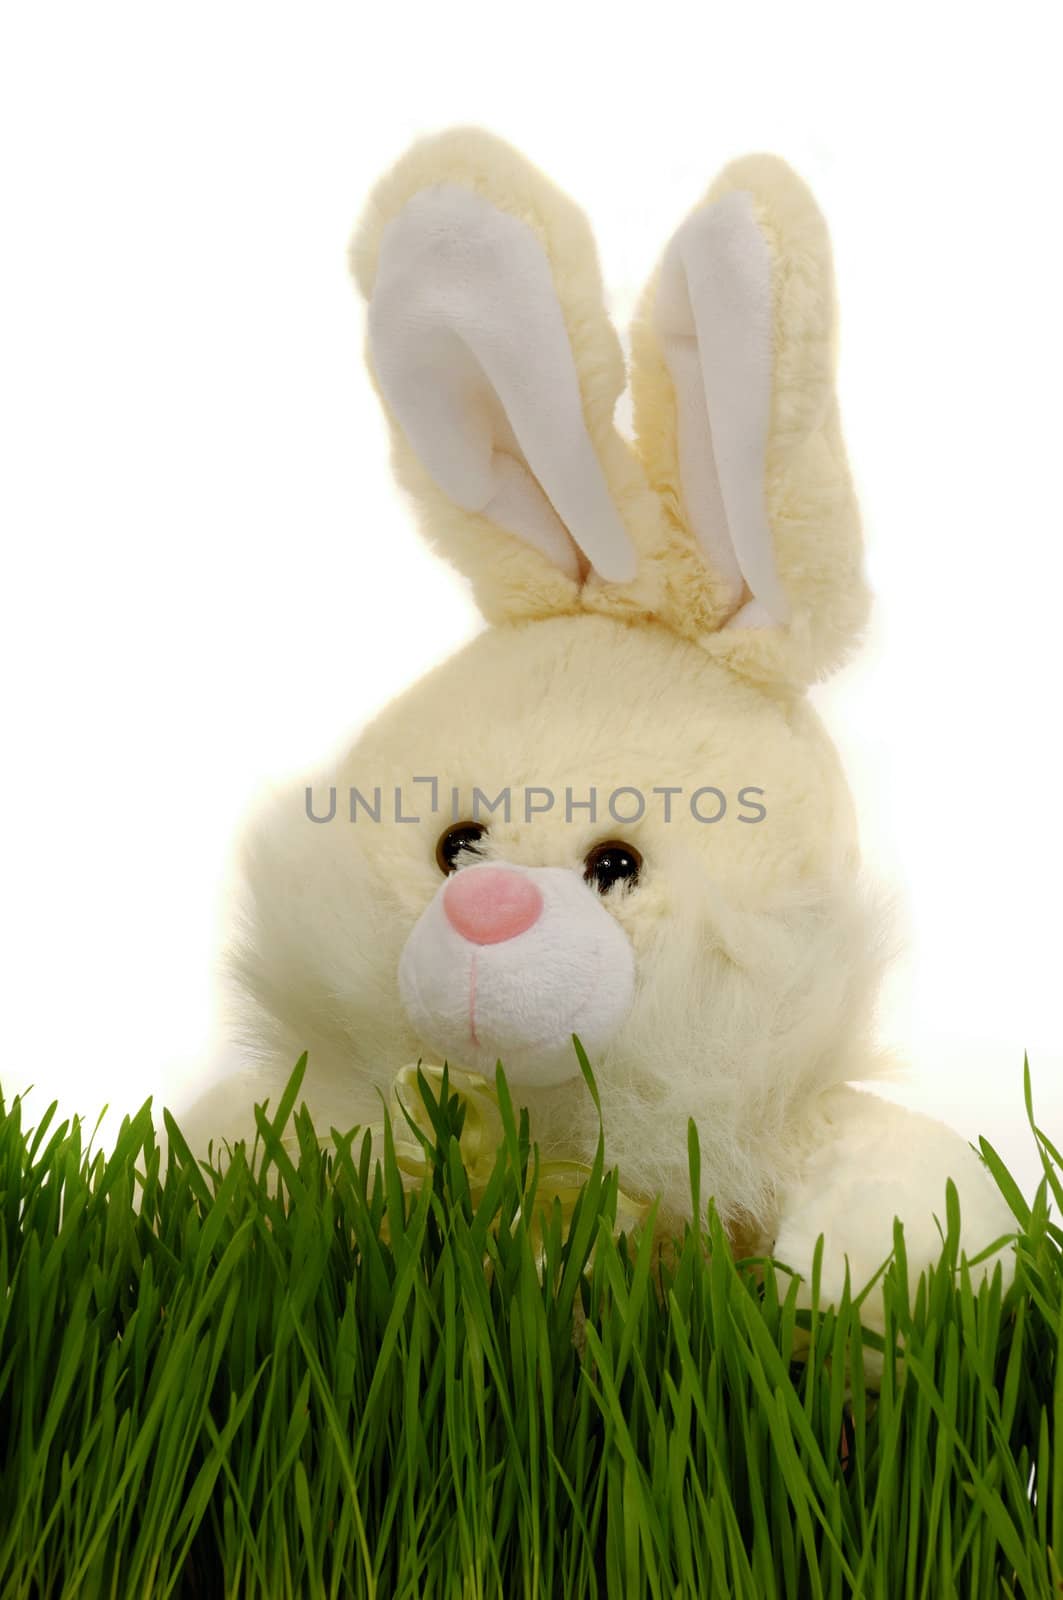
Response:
174,127,1014,1331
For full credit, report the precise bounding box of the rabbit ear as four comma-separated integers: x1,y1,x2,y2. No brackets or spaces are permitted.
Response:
628,155,870,685
351,129,663,622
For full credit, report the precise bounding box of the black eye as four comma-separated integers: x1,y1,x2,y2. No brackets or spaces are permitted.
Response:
583,839,642,894
436,821,488,875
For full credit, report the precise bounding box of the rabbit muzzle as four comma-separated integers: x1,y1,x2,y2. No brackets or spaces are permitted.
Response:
397,861,636,1087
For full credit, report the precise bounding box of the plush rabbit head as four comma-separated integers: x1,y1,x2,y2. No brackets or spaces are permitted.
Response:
222,127,889,1234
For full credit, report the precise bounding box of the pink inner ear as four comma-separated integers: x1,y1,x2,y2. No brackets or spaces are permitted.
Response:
443,867,543,945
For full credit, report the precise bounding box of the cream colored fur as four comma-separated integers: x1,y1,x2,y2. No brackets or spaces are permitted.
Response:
172,129,1015,1348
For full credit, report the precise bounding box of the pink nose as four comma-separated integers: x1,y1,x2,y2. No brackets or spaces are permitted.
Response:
443,867,544,945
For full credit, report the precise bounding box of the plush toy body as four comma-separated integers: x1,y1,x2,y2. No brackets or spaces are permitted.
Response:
176,128,1013,1327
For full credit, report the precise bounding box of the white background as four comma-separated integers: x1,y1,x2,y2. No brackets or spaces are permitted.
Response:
1,2,1060,1202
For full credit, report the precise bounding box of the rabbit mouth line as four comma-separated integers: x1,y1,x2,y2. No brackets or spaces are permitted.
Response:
409,929,625,1085
467,951,480,1049
460,933,605,1061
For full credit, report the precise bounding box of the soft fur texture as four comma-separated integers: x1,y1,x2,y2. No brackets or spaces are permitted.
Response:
172,128,1015,1341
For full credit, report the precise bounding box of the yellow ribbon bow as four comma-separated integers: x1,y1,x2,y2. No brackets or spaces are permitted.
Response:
372,1063,659,1276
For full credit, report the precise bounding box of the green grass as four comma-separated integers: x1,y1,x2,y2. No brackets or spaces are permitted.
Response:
0,1045,1059,1598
